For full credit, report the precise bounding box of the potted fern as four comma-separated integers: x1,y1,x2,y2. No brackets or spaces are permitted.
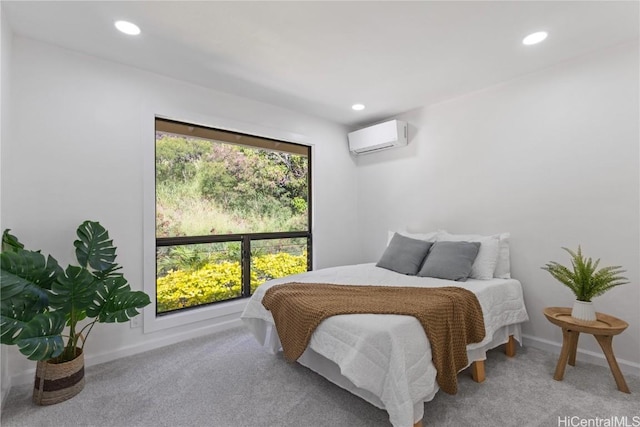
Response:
542,246,628,322
1,221,151,405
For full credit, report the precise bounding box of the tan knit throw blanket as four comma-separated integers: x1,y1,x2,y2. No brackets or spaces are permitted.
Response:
262,283,486,395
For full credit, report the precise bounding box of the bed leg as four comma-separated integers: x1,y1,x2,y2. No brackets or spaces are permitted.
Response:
413,420,423,427
471,360,485,383
504,335,516,357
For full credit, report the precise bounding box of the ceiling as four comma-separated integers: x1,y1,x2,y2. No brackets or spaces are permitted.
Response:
3,1,639,127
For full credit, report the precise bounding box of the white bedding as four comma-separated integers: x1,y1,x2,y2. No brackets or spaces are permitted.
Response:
241,263,529,427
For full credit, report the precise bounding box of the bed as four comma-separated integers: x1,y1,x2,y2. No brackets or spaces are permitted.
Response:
241,232,529,427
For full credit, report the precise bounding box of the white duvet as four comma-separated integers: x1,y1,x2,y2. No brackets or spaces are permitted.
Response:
241,263,529,427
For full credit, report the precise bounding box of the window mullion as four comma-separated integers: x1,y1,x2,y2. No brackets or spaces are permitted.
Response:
241,235,251,297
307,235,313,271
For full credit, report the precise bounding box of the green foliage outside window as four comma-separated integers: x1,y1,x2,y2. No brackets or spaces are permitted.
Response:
155,135,211,183
156,133,309,237
156,128,310,313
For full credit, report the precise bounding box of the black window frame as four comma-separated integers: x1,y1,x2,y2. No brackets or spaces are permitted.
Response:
155,118,313,316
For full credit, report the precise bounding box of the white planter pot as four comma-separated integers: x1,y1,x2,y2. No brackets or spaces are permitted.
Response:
571,300,596,322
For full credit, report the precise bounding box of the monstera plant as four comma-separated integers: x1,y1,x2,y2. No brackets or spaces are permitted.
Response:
0,221,150,404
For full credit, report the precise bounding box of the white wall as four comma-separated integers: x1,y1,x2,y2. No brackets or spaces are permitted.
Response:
355,42,640,371
0,3,13,406
2,36,360,385
3,23,638,399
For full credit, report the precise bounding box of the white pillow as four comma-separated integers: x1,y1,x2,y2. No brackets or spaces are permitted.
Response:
437,231,500,280
387,230,440,246
493,233,511,279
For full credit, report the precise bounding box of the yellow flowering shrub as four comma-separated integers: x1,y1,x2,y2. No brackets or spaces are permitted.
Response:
157,261,245,312
252,252,307,284
157,252,307,313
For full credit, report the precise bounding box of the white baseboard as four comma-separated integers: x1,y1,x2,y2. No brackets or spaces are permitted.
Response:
522,334,640,378
9,317,243,388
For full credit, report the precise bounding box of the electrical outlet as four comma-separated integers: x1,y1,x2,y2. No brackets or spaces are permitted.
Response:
130,316,142,328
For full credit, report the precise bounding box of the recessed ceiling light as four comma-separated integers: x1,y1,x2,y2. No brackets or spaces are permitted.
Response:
522,31,547,46
352,104,365,111
115,20,141,36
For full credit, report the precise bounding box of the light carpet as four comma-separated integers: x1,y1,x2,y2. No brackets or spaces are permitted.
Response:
2,326,639,427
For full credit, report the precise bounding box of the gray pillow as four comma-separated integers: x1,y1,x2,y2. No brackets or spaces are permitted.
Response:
417,241,481,281
376,233,433,275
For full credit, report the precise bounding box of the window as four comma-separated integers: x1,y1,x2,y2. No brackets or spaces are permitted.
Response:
155,118,311,316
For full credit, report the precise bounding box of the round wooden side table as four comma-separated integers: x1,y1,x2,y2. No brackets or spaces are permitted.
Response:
543,307,630,393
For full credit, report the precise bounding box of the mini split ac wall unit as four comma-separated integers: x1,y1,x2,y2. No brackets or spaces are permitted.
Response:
347,120,408,155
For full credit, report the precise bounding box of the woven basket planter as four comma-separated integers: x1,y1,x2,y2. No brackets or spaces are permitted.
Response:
33,348,85,405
